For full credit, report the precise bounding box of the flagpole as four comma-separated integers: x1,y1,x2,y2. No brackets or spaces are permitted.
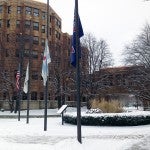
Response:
44,0,50,131
75,0,82,143
26,61,30,123
26,19,32,124
18,33,24,121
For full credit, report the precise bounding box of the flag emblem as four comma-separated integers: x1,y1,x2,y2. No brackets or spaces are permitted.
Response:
70,10,84,67
41,39,51,86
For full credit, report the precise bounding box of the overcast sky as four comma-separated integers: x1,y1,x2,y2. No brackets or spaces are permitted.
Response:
39,0,150,66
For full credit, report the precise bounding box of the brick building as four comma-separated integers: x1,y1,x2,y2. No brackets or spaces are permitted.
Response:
90,66,150,108
0,0,76,109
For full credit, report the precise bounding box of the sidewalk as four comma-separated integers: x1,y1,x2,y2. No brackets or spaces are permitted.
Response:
0,107,87,118
0,109,61,118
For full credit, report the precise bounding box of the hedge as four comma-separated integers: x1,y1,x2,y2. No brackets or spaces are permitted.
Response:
63,113,150,126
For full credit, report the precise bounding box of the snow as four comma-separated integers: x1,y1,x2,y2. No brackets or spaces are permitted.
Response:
0,108,150,150
66,110,150,119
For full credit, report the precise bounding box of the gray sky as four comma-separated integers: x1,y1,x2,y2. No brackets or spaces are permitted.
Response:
39,0,150,66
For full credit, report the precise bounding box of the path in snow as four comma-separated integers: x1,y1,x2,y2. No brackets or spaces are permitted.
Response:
125,135,150,150
1,134,146,145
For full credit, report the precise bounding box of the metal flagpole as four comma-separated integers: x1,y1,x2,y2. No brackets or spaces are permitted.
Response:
26,61,30,124
26,16,33,124
44,0,50,131
26,34,32,124
18,34,24,121
75,0,82,143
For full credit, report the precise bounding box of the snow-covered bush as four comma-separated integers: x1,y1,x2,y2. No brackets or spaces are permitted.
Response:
64,112,150,126
86,108,103,114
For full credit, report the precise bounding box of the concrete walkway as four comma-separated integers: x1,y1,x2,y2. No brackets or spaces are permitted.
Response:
0,109,61,118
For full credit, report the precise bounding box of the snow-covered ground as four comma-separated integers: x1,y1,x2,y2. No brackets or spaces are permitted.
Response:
0,108,150,150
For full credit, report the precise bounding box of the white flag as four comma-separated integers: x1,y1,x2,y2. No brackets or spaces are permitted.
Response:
42,39,51,86
23,63,29,93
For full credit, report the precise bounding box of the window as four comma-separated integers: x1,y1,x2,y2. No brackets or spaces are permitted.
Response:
49,28,51,35
41,38,45,46
56,18,61,29
55,30,61,40
50,15,52,22
115,74,122,85
31,92,37,100
59,22,61,29
22,92,27,100
7,34,9,42
68,96,71,101
33,8,39,16
17,6,21,14
122,74,127,85
16,20,20,28
0,19,2,28
42,12,46,19
15,49,19,57
7,20,10,28
41,25,45,33
40,92,44,100
16,34,20,42
32,71,38,80
41,52,43,60
8,6,11,14
5,49,9,57
58,33,61,40
25,20,31,28
33,36,39,44
0,5,2,13
26,7,32,15
3,92,6,100
33,22,39,30
82,97,86,102
32,50,38,58
48,93,50,100
68,38,71,45
108,75,113,86
24,49,29,57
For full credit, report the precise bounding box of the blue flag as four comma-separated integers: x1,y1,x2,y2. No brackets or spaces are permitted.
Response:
70,9,84,67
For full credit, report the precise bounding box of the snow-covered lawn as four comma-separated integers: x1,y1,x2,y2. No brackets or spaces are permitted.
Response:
0,108,150,150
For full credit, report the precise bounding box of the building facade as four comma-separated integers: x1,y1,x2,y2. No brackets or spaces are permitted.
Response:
91,66,150,108
0,0,74,109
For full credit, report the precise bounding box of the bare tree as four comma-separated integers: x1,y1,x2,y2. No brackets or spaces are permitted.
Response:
123,23,150,109
124,24,150,67
80,33,114,108
81,33,113,73
0,32,18,112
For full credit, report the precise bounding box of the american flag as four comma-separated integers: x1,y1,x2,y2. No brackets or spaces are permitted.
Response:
16,68,20,91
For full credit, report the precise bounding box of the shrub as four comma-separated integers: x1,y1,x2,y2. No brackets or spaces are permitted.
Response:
64,113,150,126
90,99,123,113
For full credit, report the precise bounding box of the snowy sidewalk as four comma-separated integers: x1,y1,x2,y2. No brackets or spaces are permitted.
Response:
0,107,150,150
0,117,150,150
0,107,87,118
0,109,60,118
